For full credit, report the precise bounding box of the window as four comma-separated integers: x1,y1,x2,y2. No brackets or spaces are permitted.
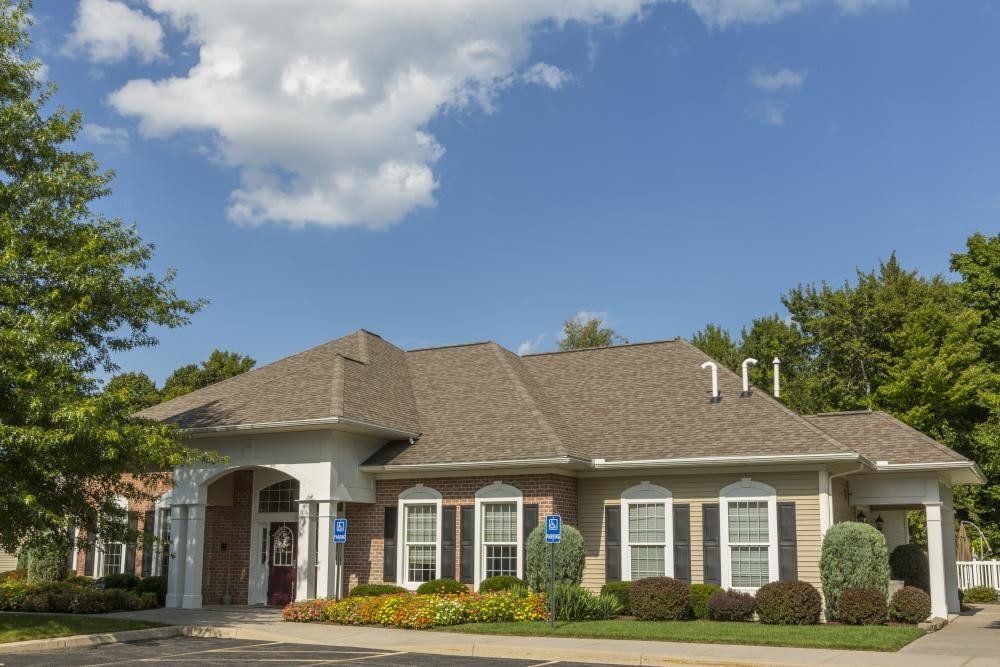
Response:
620,482,673,580
397,485,443,589
474,482,523,586
102,542,124,576
271,526,295,566
720,479,778,591
259,479,300,513
157,507,172,576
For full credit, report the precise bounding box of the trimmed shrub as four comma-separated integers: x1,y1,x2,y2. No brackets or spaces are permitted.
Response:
348,583,407,597
629,577,691,621
889,544,930,592
601,581,632,615
689,584,722,620
820,522,889,619
137,576,167,606
706,589,756,622
416,578,468,595
837,586,887,625
553,584,623,621
101,573,141,590
64,575,94,586
755,580,821,625
889,586,931,623
961,585,999,604
480,576,527,593
525,524,586,592
24,535,69,583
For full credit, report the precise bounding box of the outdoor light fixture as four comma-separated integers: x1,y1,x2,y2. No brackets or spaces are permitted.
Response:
874,515,884,532
856,509,867,523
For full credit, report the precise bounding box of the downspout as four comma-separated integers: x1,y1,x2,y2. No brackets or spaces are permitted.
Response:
826,463,866,531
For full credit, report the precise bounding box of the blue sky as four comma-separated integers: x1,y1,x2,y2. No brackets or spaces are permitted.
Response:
27,0,1000,383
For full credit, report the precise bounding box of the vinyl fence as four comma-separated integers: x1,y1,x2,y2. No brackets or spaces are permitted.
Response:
957,560,1000,591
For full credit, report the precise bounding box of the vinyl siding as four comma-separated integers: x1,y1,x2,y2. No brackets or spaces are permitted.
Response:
578,471,822,592
0,550,18,572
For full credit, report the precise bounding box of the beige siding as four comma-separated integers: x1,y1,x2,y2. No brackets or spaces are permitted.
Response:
0,550,18,572
832,477,851,524
579,471,821,592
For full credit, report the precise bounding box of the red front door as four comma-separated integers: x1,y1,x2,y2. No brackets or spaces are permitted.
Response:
267,522,297,606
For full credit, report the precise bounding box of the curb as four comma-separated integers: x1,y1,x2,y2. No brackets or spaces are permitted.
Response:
0,625,183,654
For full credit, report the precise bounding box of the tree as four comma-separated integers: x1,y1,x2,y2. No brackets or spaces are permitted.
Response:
0,2,210,553
690,323,740,369
558,316,627,351
161,350,256,400
104,372,162,411
951,233,1000,364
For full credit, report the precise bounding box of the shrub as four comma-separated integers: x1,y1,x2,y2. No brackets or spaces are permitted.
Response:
525,524,585,591
101,573,141,590
689,584,722,620
600,581,632,615
820,522,889,619
283,598,338,622
552,584,622,621
137,576,167,606
961,585,999,604
1,569,26,581
301,591,550,628
706,590,756,621
0,579,151,614
24,535,69,583
480,576,527,593
889,586,931,623
755,580,821,625
348,583,407,597
629,577,691,621
64,575,94,587
0,579,32,610
416,578,467,595
889,544,930,592
837,586,887,625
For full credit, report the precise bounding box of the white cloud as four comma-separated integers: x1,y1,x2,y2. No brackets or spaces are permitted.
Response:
67,0,164,64
571,310,610,325
748,66,806,91
748,100,789,126
521,63,572,89
834,0,908,15
517,333,547,356
81,123,130,150
684,0,810,28
33,61,50,82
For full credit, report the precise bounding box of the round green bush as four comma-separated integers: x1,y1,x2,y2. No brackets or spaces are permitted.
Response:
525,524,585,592
101,573,141,590
889,586,931,623
755,580,821,625
348,584,407,597
601,581,632,615
889,544,930,592
479,576,527,593
689,583,722,620
628,577,691,621
416,578,467,595
136,576,167,606
961,585,998,604
837,586,887,625
705,589,756,621
820,522,889,619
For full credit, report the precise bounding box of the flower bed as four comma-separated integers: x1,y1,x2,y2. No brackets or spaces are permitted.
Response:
0,576,157,614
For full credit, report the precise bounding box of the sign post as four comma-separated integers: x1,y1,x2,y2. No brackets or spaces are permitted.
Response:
333,518,347,599
545,515,561,627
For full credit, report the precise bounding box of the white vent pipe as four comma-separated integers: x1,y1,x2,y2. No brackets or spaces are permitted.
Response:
700,361,720,403
741,358,758,396
772,357,781,398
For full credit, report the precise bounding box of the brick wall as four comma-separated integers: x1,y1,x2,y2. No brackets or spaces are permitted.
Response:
344,473,578,590
200,470,253,604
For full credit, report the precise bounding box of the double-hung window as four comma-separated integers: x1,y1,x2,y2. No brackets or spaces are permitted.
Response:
102,542,124,576
482,503,518,578
397,485,443,590
720,479,778,591
620,482,673,580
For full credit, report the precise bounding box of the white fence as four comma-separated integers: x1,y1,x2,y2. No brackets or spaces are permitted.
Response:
957,560,1000,591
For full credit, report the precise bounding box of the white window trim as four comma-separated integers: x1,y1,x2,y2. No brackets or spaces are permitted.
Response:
473,482,523,589
95,495,129,578
719,478,779,592
397,485,443,591
152,492,172,577
620,482,674,581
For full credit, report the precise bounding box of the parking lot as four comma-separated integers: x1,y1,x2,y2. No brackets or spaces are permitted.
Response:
0,637,594,666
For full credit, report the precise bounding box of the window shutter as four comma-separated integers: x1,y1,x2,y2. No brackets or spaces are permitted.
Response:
522,504,538,578
84,526,97,577
65,526,76,572
702,503,721,586
441,506,456,580
383,507,398,582
605,505,621,582
673,504,691,583
140,511,155,577
778,502,798,581
459,505,475,583
124,513,139,575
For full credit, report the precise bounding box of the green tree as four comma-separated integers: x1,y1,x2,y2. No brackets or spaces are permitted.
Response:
558,316,627,351
104,372,162,411
690,323,740,369
161,349,256,400
951,232,1000,364
0,2,210,553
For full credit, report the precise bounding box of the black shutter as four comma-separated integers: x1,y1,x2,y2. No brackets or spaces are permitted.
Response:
124,513,139,575
605,505,621,582
673,504,691,583
459,505,475,583
702,504,721,586
441,506,456,580
140,511,155,577
522,504,538,580
778,502,798,581
383,507,397,582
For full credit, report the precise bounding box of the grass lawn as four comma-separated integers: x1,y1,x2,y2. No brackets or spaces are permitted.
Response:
439,620,925,652
0,614,165,644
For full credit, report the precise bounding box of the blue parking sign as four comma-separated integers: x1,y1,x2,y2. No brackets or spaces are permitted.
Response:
545,515,561,543
334,518,347,543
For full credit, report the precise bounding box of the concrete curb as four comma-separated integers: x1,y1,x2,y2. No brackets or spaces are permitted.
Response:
0,625,183,654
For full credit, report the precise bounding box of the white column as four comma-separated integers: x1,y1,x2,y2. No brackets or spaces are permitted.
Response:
181,504,206,609
925,502,948,619
316,501,338,599
165,505,187,608
296,501,317,601
941,504,960,614
818,470,831,537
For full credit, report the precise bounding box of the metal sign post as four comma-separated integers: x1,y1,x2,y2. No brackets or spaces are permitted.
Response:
545,515,561,627
333,518,347,600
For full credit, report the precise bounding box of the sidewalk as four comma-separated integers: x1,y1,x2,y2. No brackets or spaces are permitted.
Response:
95,604,999,667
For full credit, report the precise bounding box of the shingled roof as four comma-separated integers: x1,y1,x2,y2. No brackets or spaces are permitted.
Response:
139,329,975,470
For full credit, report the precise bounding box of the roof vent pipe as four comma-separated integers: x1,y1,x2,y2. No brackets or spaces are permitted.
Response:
740,358,758,397
772,357,781,398
700,361,720,403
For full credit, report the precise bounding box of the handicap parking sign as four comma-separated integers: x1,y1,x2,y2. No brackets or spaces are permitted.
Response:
334,518,347,543
545,515,561,543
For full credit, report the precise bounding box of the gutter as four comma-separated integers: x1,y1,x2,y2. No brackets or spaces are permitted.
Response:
591,452,865,469
360,456,593,473
181,416,421,440
874,460,987,484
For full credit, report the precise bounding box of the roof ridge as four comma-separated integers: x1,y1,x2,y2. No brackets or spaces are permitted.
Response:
330,355,345,416
355,330,371,364
520,338,683,357
406,341,493,353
